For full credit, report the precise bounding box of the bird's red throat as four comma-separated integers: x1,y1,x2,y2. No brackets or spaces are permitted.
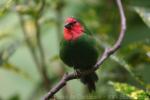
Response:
64,18,84,41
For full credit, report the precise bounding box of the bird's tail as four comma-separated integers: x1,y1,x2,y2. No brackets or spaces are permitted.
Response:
80,72,98,92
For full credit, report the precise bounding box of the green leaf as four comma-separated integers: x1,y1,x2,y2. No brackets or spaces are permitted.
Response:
50,55,59,62
0,0,14,16
3,62,32,80
133,7,150,28
109,82,150,100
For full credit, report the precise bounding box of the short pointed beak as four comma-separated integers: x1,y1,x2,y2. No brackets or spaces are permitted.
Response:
64,23,71,29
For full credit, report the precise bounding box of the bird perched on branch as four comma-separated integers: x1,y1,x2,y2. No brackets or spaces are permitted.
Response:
60,17,99,92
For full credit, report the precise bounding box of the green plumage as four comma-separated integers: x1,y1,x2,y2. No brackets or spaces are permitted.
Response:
60,18,99,92
60,34,98,70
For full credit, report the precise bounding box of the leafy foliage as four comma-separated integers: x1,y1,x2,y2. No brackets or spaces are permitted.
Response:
109,82,150,100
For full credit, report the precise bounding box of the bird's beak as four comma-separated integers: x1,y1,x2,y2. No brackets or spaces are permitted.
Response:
64,23,71,29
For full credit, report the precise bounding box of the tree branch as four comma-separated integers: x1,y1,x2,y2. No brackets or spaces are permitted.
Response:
16,0,50,89
35,0,50,89
18,15,40,70
43,0,126,99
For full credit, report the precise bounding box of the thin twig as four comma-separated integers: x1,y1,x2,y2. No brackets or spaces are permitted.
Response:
16,0,50,89
37,0,45,18
18,15,49,83
35,0,50,89
18,15,40,69
35,0,46,67
43,0,126,99
35,19,50,89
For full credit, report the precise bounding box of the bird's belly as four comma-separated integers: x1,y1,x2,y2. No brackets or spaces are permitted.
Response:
64,44,98,70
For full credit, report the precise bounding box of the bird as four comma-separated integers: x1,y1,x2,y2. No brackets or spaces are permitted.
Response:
59,17,99,92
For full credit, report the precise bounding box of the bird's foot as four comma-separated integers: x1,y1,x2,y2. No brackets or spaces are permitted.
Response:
75,69,82,77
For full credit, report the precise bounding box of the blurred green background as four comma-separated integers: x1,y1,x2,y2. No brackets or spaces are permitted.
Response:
0,0,150,100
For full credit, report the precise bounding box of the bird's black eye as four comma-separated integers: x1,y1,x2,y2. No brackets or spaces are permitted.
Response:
71,21,77,25
64,21,77,29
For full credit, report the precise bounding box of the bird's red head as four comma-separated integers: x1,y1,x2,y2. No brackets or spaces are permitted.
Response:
64,17,84,41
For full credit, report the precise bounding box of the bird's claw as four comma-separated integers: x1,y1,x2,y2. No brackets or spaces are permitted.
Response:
75,70,81,77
